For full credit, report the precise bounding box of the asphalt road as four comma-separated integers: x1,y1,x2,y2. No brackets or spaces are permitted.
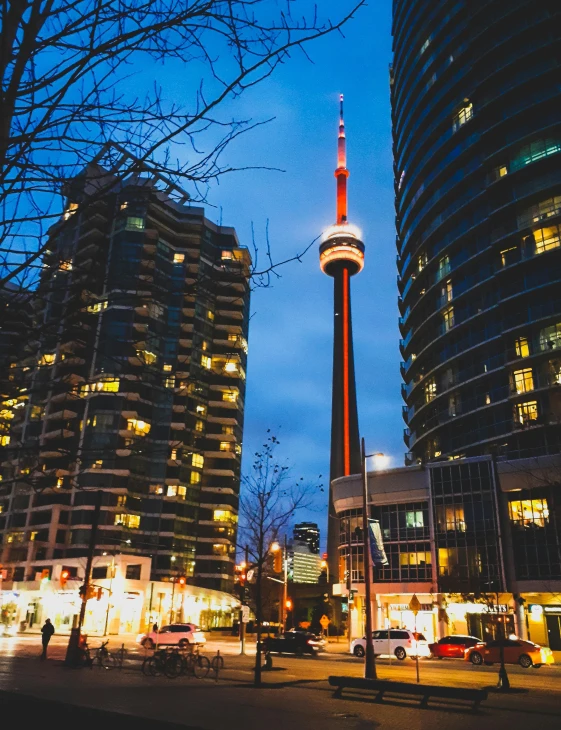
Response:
1,635,560,729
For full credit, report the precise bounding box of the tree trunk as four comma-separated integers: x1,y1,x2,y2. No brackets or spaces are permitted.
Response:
254,542,264,687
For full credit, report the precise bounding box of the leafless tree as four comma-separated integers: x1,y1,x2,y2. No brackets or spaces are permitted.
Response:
238,430,322,686
1,0,365,288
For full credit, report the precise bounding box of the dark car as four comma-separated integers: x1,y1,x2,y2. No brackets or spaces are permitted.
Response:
263,631,324,657
428,635,480,659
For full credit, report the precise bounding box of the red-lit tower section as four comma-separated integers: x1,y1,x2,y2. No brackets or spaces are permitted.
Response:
320,95,364,580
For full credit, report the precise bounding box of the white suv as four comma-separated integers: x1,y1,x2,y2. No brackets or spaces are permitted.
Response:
137,623,206,649
351,629,430,660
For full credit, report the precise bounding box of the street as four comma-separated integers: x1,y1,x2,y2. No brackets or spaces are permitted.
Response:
0,635,560,729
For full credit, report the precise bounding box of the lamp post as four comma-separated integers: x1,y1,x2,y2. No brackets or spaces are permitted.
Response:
361,438,376,680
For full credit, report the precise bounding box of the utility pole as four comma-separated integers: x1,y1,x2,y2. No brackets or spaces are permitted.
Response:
361,438,376,679
282,535,288,631
240,545,249,655
64,489,103,666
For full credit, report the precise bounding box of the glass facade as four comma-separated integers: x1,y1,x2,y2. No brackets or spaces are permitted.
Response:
508,487,561,579
394,0,561,463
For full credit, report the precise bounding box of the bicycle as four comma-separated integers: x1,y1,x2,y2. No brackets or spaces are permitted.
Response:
142,648,168,677
163,646,210,679
78,640,115,670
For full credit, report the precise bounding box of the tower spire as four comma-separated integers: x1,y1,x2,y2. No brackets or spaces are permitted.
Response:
336,93,349,224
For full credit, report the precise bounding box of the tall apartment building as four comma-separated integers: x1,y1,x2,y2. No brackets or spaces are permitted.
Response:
394,0,561,464
0,164,250,592
293,522,320,555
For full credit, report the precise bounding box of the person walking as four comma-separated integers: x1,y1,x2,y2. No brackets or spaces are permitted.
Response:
40,618,55,660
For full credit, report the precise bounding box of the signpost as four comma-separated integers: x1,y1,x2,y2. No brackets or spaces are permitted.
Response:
409,594,421,684
320,614,331,634
241,605,250,623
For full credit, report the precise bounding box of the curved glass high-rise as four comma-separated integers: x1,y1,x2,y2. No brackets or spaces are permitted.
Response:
394,0,561,463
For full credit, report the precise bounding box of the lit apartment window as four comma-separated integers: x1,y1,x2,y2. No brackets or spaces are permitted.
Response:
213,509,237,523
228,334,238,343
63,202,79,220
222,390,238,403
38,353,55,366
509,498,549,527
201,355,211,369
399,551,431,566
164,376,175,389
170,449,178,461
59,259,73,271
529,195,561,224
138,350,157,365
6,532,25,544
178,486,187,499
405,510,424,528
86,300,108,313
117,495,126,507
173,253,185,264
163,364,172,372
167,485,177,497
196,404,207,416
222,425,234,435
190,472,201,485
436,505,466,532
515,337,530,358
513,368,534,394
418,252,428,272
120,202,128,210
492,165,508,180
221,250,233,260
127,418,151,435
114,514,140,528
424,378,437,403
149,484,164,495
224,362,238,373
207,310,215,321
56,477,63,488
148,302,164,320
0,435,10,447
443,279,453,302
500,246,518,267
437,255,450,280
219,441,231,452
516,401,538,425
92,460,103,469
125,217,145,230
534,225,561,254
212,544,229,556
195,419,204,432
512,139,561,170
539,323,561,351
452,101,473,132
201,340,209,351
192,453,204,469
443,306,455,331
80,379,120,394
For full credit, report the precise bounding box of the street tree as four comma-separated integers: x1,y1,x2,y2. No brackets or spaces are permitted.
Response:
238,431,322,686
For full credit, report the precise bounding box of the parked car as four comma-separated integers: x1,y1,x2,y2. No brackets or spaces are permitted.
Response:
428,635,481,659
136,623,206,649
263,631,325,656
351,629,430,660
464,639,554,668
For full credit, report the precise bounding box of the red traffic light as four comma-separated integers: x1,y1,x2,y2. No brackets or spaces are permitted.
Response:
177,576,186,586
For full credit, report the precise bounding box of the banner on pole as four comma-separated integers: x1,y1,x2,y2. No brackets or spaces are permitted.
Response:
368,519,388,566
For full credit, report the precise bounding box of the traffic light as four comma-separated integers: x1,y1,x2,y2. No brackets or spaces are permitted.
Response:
177,576,186,586
60,569,70,588
79,584,96,600
273,550,283,573
285,599,292,610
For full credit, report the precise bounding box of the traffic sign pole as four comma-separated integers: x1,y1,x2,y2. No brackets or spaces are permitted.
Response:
409,594,421,684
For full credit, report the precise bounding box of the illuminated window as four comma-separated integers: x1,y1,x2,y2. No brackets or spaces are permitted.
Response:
6,532,25,544
515,337,530,358
399,551,431,566
453,101,473,132
219,441,231,452
509,498,549,527
212,543,229,556
228,334,238,343
117,495,126,507
224,362,238,373
38,353,55,366
170,449,178,461
436,505,466,532
164,376,175,389
513,368,534,394
190,472,201,485
87,300,108,313
56,477,64,489
443,279,453,302
213,510,237,523
114,514,140,528
173,253,185,264
63,202,79,220
127,418,151,435
59,259,73,271
534,225,561,254
29,531,38,541
163,364,172,372
196,404,207,416
207,310,215,321
424,378,437,403
92,460,103,469
178,486,187,499
80,379,119,394
222,425,234,435
511,139,561,171
195,419,204,432
126,217,145,230
539,323,561,351
222,390,238,403
138,350,157,365
527,195,561,224
201,355,211,369
437,255,450,281
149,484,164,495
500,246,518,267
167,485,177,497
516,401,538,424
221,250,233,260
201,340,209,351
120,201,128,210
192,454,204,469
443,306,454,331
235,443,242,455
418,252,428,272
485,393,491,405
405,510,424,528
493,165,508,180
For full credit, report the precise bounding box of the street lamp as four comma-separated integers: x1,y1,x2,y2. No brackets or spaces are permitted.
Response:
271,539,288,631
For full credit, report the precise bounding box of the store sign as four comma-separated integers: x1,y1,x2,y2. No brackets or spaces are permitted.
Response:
543,605,561,614
389,603,433,612
483,605,509,614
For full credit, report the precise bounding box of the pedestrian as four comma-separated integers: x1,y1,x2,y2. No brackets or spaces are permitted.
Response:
40,618,55,660
152,622,159,633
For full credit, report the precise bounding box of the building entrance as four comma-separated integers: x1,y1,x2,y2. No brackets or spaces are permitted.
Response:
546,613,561,650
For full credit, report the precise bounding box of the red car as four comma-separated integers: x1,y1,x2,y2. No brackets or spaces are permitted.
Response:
428,635,481,659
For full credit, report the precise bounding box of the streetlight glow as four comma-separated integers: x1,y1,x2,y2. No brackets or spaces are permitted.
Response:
270,542,280,553
370,452,390,470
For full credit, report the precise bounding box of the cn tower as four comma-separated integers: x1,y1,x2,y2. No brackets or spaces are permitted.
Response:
320,95,364,581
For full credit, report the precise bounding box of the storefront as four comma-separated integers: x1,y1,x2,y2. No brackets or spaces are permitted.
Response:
386,602,436,642
528,604,561,650
445,601,515,640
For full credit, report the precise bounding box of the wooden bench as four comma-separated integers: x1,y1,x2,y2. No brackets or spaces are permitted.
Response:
328,676,488,711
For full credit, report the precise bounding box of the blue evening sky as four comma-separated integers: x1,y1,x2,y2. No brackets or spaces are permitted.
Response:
202,2,399,549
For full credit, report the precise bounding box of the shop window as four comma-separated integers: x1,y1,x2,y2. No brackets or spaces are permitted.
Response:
534,224,561,254
192,453,204,469
516,400,538,425
509,498,549,528
452,101,473,132
513,368,534,394
540,323,561,351
515,336,530,358
405,510,424,528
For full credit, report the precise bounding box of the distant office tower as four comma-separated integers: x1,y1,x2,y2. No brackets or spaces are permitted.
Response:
293,522,320,554
320,96,365,580
290,543,322,584
394,0,561,463
0,163,250,591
